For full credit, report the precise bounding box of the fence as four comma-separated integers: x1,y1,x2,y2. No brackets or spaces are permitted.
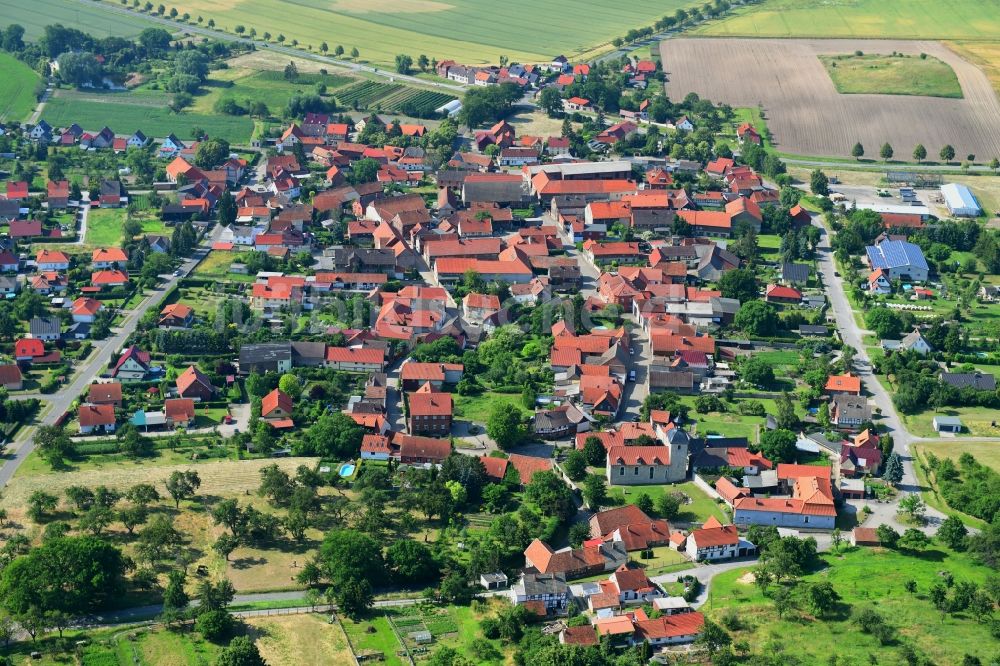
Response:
232,604,334,619
692,474,723,502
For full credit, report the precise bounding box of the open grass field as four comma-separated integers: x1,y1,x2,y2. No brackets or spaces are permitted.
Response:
693,0,1000,39
662,38,1000,159
453,392,525,423
247,614,354,665
191,249,255,282
166,0,698,67
0,53,40,122
85,207,128,247
820,53,963,98
706,546,997,665
607,480,729,525
42,89,254,144
191,67,356,117
912,442,994,528
903,405,1000,438
0,0,158,39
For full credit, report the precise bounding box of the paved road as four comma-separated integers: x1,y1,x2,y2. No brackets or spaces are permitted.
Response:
810,215,947,529
786,157,996,173
71,0,466,94
0,246,209,489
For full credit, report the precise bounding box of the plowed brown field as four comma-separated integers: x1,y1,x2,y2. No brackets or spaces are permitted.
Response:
661,38,1000,159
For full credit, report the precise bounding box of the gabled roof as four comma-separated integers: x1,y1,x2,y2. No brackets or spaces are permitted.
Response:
176,365,213,394
262,388,293,416
507,453,553,485
607,445,670,466
79,403,115,426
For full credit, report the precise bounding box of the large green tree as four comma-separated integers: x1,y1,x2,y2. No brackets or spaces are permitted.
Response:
718,268,759,303
486,403,525,450
294,411,363,459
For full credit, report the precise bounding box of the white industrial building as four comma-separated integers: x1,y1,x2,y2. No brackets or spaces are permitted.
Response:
941,183,982,217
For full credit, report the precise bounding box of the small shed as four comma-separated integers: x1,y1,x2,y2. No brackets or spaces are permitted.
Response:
940,183,982,217
932,415,963,433
852,527,881,547
479,572,508,590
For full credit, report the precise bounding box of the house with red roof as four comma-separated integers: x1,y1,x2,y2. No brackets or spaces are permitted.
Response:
92,270,130,289
461,292,500,324
36,249,70,271
92,247,128,268
764,284,802,304
79,403,116,434
112,346,152,381
507,453,553,486
88,382,123,407
734,465,836,529
5,181,28,201
165,398,196,429
360,433,393,461
10,220,42,239
71,297,103,323
159,303,194,329
523,538,627,580
0,364,22,390
176,365,215,400
685,516,752,561
407,384,453,435
14,338,45,361
393,432,452,464
261,388,293,425
563,96,593,113
866,268,892,294
825,374,861,396
737,123,761,145
325,346,385,372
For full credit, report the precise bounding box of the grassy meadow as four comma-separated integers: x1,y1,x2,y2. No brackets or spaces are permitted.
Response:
165,0,699,66
42,89,254,144
706,546,997,665
0,53,40,122
694,0,1000,39
820,53,963,98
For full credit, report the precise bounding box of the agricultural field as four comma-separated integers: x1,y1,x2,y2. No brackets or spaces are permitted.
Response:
42,89,254,144
334,80,456,115
0,53,40,122
165,0,699,66
662,38,1000,159
947,41,1000,98
820,53,963,98
0,0,158,39
705,547,997,665
693,0,1000,39
247,614,354,666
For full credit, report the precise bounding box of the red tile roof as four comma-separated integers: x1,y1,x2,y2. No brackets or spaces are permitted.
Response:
507,453,553,485
79,403,115,427
325,347,385,365
607,445,670,466
825,374,861,394
408,391,453,417
15,338,44,358
92,247,128,263
165,398,195,422
261,388,293,417
176,365,213,395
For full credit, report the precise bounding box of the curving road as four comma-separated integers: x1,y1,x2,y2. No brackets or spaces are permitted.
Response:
69,0,466,94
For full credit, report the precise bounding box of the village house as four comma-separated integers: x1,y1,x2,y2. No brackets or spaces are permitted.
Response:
685,517,753,561
165,398,197,429
176,365,215,400
407,384,453,435
79,403,116,434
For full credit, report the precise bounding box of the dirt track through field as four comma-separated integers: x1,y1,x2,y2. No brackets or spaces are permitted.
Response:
661,38,1000,158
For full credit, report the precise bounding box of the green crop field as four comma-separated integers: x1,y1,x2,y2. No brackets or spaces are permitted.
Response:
694,0,1000,39
0,53,40,122
42,89,254,144
820,54,963,98
167,0,699,66
333,80,456,114
0,0,159,39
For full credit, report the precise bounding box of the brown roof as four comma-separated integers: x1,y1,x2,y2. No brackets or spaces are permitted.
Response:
395,433,452,461
561,625,598,646
164,398,195,422
480,455,509,481
88,382,122,403
176,365,213,395
79,403,115,427
591,504,652,537
507,453,553,485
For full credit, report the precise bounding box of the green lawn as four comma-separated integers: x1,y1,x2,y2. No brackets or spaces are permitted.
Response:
911,445,988,530
607,480,729,525
0,0,160,39
167,0,701,67
0,52,40,122
43,89,254,144
85,207,128,247
914,440,1000,474
453,392,526,423
820,53,963,98
694,0,1000,39
707,546,997,665
902,405,1000,438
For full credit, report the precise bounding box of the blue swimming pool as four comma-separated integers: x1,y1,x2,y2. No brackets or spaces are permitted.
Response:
339,463,356,478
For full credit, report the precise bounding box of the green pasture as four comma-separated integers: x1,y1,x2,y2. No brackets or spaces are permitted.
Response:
820,54,963,99
0,0,159,39
0,53,40,122
42,89,253,144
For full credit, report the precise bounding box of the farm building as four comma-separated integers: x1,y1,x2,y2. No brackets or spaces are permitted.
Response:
865,240,929,282
940,183,982,217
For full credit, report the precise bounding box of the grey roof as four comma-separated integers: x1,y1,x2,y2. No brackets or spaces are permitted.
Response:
291,340,326,362
534,409,571,431
517,573,568,596
833,394,871,421
933,415,963,426
799,325,829,335
940,371,996,391
632,209,674,229
462,179,527,204
30,316,62,336
901,330,931,351
744,469,778,489
239,342,292,366
781,262,810,284
526,160,632,178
